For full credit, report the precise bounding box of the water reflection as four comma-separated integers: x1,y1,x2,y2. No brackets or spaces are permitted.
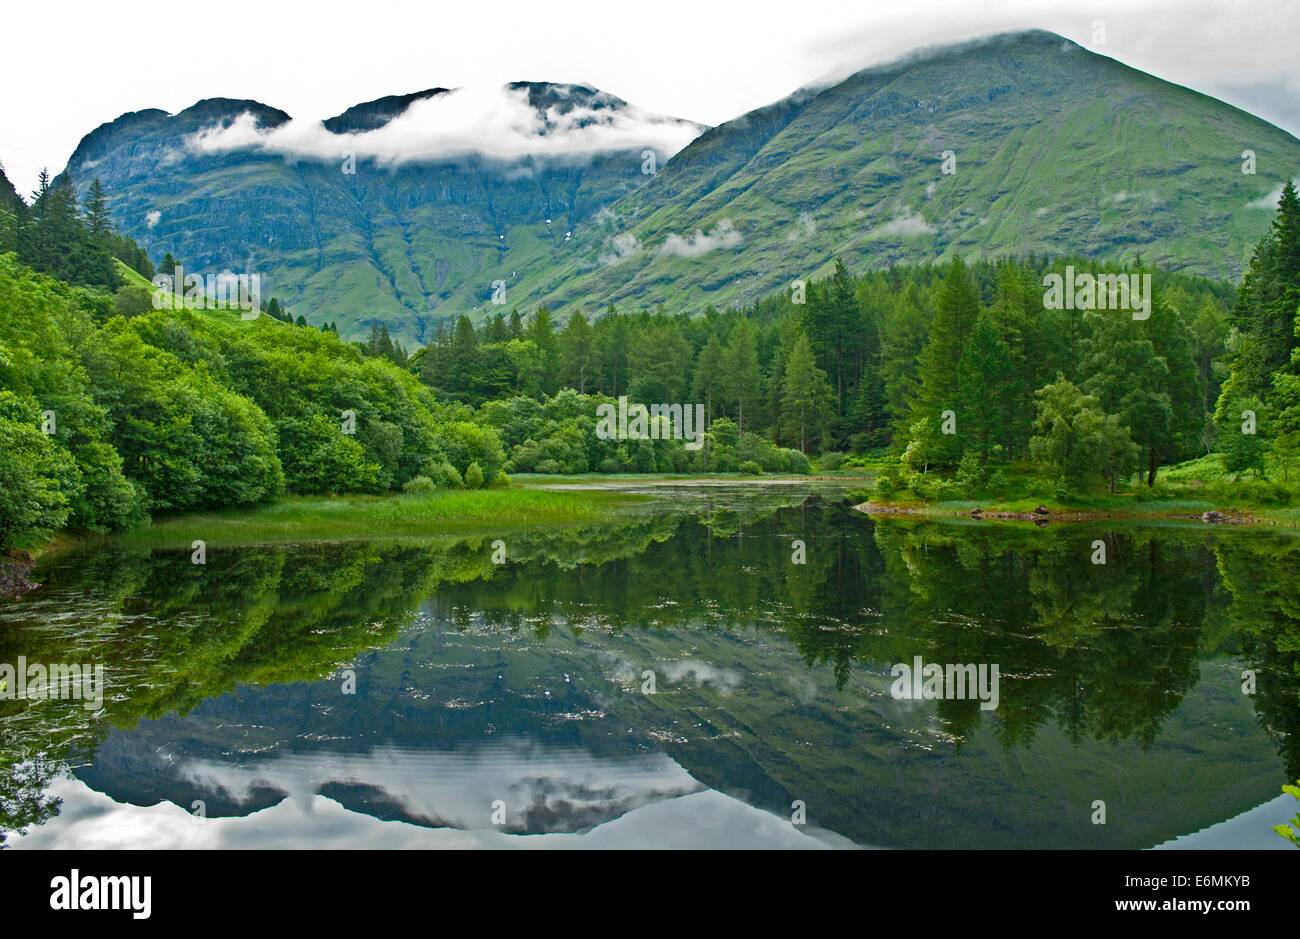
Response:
1,484,1297,848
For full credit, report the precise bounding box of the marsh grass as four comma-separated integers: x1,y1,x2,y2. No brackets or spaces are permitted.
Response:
105,487,643,549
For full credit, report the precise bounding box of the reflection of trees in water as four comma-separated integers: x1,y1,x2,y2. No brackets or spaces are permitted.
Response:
435,507,1300,763
3,499,1299,843
1212,533,1300,779
871,525,1254,750
0,515,678,841
0,748,63,847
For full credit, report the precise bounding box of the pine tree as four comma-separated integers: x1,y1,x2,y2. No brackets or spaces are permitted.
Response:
723,318,763,436
448,314,479,397
84,178,112,243
526,307,559,394
911,257,979,465
692,331,726,426
956,311,1015,463
780,332,833,453
560,311,596,393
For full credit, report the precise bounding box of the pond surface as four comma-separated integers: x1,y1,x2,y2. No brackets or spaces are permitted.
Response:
2,482,1297,849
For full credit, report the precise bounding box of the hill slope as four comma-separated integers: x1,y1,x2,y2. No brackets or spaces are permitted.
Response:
523,30,1300,316
58,31,1300,340
61,85,702,343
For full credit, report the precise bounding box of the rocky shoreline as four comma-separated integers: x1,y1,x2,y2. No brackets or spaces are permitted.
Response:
0,550,38,599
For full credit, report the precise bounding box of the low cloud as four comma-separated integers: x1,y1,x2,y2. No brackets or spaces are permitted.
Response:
786,211,817,242
1247,179,1297,209
186,85,703,166
145,210,160,228
1103,189,1163,208
658,219,743,257
871,207,936,238
598,231,641,265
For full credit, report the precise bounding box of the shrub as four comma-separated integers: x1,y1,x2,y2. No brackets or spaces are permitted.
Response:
490,470,511,488
784,448,812,474
818,451,846,472
535,459,561,474
874,475,894,497
738,460,762,475
432,461,462,489
464,461,485,489
955,452,987,498
402,475,436,494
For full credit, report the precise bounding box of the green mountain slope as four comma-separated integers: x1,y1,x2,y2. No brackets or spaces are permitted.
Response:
56,31,1300,342
520,31,1300,317
59,86,701,344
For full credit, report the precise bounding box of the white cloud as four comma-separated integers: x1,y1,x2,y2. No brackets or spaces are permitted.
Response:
871,207,936,238
658,219,743,257
1247,179,1297,209
598,231,641,265
186,85,703,166
145,210,160,227
786,211,817,242
1103,190,1163,207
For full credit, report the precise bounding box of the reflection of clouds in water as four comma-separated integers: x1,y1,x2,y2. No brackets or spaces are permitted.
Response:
13,773,858,850
661,660,742,695
597,652,741,696
168,740,702,835
787,672,818,706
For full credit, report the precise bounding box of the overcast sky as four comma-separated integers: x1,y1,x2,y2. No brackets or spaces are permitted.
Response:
1,0,1296,196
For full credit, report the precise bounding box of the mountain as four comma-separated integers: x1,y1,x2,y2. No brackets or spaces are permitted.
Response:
58,30,1300,342
61,84,703,343
530,30,1300,315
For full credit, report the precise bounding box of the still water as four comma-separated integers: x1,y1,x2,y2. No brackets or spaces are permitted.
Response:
2,482,1297,849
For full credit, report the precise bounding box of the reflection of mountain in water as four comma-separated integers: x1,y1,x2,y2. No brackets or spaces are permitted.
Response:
2,485,1298,848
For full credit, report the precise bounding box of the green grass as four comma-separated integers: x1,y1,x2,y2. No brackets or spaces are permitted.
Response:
103,486,644,550
114,259,154,290
114,259,270,329
868,453,1300,524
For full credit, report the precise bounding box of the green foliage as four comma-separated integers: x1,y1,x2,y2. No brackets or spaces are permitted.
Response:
1029,376,1138,492
402,475,436,494
0,391,77,548
0,253,146,531
818,451,846,472
431,461,463,489
1275,782,1300,847
1220,396,1269,480
463,461,485,490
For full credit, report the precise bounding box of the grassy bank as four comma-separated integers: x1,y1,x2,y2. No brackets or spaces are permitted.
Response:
98,486,645,550
862,455,1300,527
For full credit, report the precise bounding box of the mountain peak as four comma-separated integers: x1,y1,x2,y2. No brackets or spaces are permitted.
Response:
323,89,452,134
173,98,291,129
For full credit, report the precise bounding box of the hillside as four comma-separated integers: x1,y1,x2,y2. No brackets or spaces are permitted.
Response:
531,30,1300,315
60,86,702,344
58,30,1300,343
